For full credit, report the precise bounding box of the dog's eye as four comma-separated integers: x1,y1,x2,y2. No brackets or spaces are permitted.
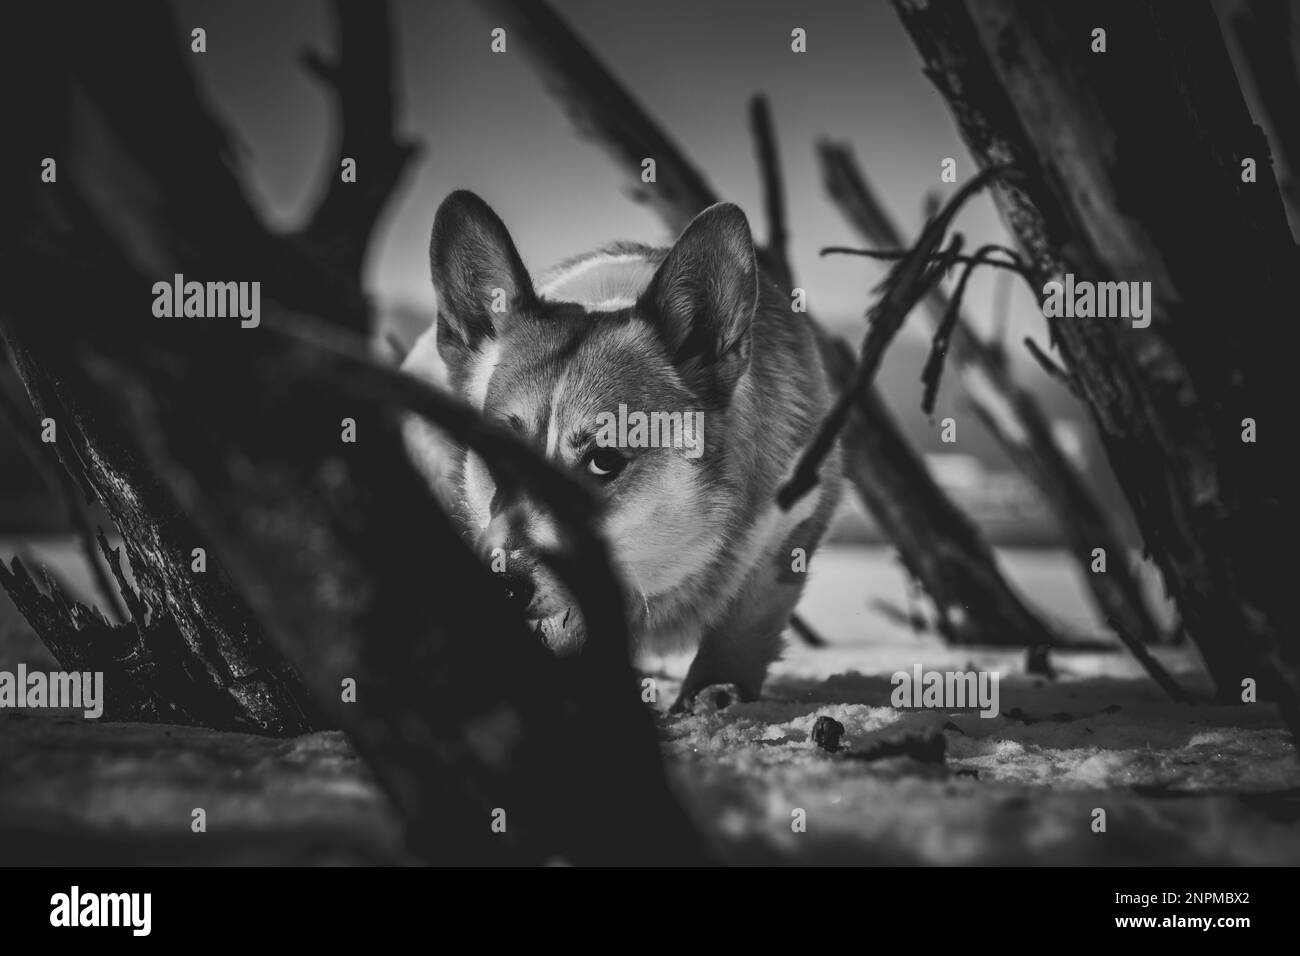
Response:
586,448,627,481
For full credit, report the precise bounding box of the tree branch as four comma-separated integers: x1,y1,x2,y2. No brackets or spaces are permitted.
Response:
294,0,420,284
748,94,794,288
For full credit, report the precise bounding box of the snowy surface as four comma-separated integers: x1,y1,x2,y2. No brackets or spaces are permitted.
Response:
2,540,1297,865
642,547,1300,864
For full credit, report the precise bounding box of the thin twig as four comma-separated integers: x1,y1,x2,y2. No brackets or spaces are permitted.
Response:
788,611,828,648
779,236,964,511
990,267,1012,358
1023,337,1081,397
821,245,1033,282
921,244,1007,415
780,165,1016,510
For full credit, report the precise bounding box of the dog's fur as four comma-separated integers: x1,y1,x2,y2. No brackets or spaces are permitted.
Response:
402,191,841,706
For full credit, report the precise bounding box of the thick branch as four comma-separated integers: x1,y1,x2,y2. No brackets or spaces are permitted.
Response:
0,376,127,622
1232,0,1300,230
295,0,420,283
893,0,1298,732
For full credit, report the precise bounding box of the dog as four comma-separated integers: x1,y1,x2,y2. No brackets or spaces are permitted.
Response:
401,190,841,709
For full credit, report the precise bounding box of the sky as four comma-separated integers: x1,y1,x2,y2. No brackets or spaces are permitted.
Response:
172,0,1041,341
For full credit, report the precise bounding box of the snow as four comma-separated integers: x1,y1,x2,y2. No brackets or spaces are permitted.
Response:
2,539,1297,864
641,546,1300,864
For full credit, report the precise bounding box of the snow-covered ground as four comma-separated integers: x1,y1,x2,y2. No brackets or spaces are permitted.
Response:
643,546,1300,864
2,539,1297,865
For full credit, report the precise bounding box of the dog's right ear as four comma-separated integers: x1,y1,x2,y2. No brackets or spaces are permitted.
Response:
430,191,534,363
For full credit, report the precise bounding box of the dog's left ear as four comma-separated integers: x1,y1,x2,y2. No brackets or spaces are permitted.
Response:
641,202,757,399
429,190,534,370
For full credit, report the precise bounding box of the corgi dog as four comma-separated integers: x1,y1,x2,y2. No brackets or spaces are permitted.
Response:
402,191,841,708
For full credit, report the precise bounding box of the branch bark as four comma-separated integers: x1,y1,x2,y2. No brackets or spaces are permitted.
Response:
1231,0,1300,229
817,141,1184,686
894,0,1298,731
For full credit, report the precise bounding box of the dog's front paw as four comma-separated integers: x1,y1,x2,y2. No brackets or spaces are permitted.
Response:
672,682,744,715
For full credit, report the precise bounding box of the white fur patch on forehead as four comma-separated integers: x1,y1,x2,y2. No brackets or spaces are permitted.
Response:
537,253,657,312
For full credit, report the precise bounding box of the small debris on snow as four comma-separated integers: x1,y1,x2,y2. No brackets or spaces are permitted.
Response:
811,715,846,752
1026,644,1056,679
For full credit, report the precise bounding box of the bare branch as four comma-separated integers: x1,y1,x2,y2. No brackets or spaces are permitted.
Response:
295,0,420,284
820,244,1032,282
921,244,1006,415
1023,337,1081,397
0,373,128,622
788,612,828,648
748,94,794,288
1232,0,1300,229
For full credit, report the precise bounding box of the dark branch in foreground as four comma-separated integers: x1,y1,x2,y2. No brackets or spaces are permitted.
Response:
0,378,127,622
294,0,419,287
893,0,1297,731
3,0,702,864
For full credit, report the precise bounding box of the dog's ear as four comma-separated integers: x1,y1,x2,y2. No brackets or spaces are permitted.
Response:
640,202,757,399
430,191,534,364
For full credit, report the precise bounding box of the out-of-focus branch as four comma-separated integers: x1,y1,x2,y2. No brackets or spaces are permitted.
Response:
1232,0,1300,230
1024,337,1080,397
295,0,420,284
748,94,794,288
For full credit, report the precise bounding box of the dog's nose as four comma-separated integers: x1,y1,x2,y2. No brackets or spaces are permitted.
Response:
477,511,536,610
499,568,535,609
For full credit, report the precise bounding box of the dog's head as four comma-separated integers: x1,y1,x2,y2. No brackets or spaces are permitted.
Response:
428,190,758,646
